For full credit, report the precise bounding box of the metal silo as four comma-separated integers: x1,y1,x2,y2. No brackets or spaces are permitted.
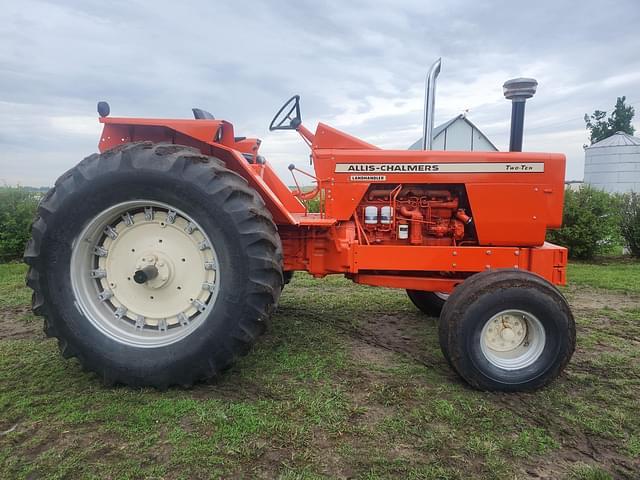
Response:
584,131,640,193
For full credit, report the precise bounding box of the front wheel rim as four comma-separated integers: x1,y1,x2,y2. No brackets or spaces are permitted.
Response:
479,309,546,370
70,200,220,348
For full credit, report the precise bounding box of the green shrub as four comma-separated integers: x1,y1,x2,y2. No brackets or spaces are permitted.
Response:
619,191,640,257
547,186,621,260
0,187,40,261
306,196,320,213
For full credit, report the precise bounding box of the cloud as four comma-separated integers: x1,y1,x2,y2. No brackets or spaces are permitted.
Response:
49,116,101,136
1,0,639,186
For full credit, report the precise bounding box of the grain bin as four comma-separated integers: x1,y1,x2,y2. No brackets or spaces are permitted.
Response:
584,131,640,193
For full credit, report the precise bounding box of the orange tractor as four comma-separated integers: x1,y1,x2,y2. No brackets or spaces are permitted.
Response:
25,60,574,391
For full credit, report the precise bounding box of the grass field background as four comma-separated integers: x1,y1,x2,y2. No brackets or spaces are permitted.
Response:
0,261,639,479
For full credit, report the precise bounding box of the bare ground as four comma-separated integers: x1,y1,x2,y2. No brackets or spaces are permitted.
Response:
0,306,43,341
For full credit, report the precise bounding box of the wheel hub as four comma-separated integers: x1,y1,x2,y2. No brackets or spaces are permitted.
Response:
483,313,527,352
479,309,546,370
133,253,170,288
71,201,220,347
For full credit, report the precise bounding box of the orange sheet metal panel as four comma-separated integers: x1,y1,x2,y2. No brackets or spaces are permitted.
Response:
257,162,306,215
351,242,567,287
528,242,568,285
317,148,565,228
465,183,551,246
99,117,224,149
353,245,529,273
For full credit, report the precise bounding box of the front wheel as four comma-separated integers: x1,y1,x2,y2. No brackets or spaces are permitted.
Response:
439,269,575,391
24,142,283,388
406,290,448,317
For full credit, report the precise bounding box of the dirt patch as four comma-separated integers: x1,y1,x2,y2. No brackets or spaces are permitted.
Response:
0,306,43,341
189,378,284,402
332,313,448,371
519,434,639,479
348,338,398,368
564,285,640,312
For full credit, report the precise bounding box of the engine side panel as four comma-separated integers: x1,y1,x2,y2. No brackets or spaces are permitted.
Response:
311,137,565,247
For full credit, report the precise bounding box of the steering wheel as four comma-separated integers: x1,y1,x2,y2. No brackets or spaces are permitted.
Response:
269,95,301,131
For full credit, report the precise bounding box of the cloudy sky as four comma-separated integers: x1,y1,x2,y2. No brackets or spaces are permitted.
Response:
1,0,639,186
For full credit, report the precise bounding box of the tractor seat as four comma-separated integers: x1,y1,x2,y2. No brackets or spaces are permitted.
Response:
192,108,215,120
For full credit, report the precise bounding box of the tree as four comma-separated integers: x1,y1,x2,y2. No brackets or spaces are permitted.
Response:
584,96,635,145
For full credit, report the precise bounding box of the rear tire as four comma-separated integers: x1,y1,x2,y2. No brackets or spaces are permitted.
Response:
406,290,448,317
440,269,575,391
24,142,283,388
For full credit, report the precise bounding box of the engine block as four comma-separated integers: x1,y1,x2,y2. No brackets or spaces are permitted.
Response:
357,185,473,246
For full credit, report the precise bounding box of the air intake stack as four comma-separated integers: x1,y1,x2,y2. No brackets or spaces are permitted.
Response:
503,78,537,152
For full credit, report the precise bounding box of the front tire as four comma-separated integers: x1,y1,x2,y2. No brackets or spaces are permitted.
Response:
24,142,283,388
406,290,448,317
440,269,575,391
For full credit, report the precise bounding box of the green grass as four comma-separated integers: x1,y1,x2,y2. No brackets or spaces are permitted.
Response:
1,261,639,478
568,464,614,480
568,258,640,293
0,262,31,308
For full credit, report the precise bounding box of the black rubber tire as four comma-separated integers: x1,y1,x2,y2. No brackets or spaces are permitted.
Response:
438,298,455,368
24,142,283,389
283,271,294,285
406,290,447,317
440,269,575,392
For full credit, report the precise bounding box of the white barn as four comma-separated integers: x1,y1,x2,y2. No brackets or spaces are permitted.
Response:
409,114,498,152
584,131,640,193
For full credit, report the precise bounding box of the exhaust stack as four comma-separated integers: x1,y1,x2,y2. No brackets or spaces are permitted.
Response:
422,58,442,150
503,78,537,152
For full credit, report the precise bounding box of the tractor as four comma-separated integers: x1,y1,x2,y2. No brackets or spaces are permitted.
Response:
24,59,575,391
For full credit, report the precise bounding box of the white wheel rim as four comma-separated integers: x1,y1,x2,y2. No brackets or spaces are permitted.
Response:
479,309,546,370
434,292,449,301
70,200,220,348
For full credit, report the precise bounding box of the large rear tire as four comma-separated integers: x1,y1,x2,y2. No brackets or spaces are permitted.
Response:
24,142,283,388
439,269,575,391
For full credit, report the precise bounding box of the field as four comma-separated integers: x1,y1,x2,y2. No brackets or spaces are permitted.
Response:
1,261,639,479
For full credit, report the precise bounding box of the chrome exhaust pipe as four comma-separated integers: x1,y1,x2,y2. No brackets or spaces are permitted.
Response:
422,58,442,150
